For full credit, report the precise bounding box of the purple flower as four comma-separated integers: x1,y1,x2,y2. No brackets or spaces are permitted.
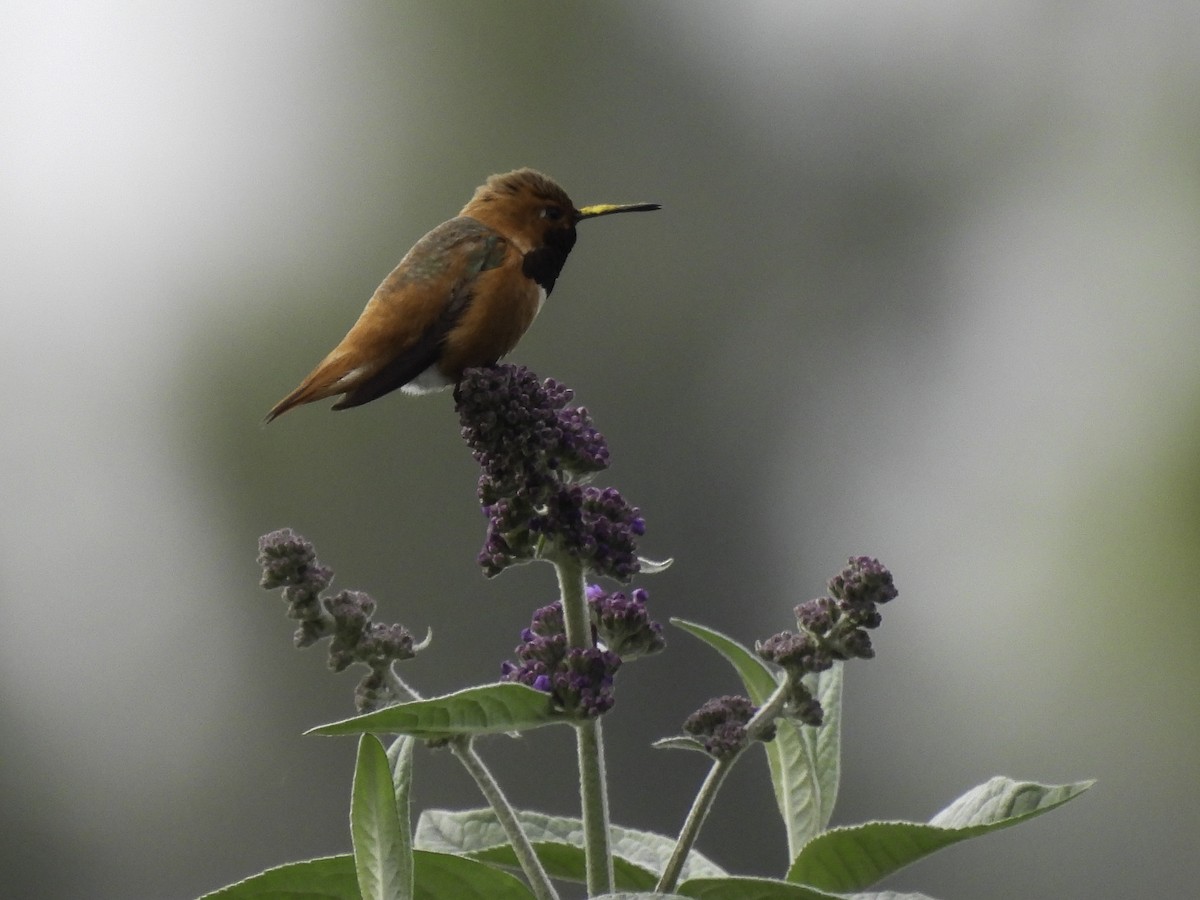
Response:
456,365,648,581
794,596,838,636
554,647,622,717
457,365,611,504
500,597,647,718
257,529,421,711
751,558,899,728
683,695,771,761
757,630,833,674
258,529,333,618
828,556,898,614
588,586,665,660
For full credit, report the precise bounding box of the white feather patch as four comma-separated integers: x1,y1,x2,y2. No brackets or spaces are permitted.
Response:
402,365,455,394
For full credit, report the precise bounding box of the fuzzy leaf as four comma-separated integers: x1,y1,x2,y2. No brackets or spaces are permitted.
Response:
386,736,416,848
308,684,559,738
198,855,359,899
674,875,844,899
787,777,1094,891
677,876,939,899
652,735,711,754
350,735,409,900
802,664,843,831
416,808,725,889
410,850,534,899
197,852,534,900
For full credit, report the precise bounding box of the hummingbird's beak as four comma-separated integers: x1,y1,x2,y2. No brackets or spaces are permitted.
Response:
576,202,661,220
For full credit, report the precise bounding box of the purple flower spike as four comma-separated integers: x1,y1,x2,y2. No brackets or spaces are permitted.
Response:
456,364,649,581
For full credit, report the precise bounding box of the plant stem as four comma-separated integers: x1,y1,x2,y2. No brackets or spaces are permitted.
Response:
744,679,792,740
656,679,792,894
384,665,423,702
576,718,613,895
554,556,614,896
655,755,735,894
450,736,559,900
555,554,592,650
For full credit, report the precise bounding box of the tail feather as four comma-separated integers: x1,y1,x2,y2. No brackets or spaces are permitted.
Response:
263,382,320,423
264,353,363,423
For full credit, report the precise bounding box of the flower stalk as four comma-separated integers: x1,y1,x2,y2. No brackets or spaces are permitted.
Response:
555,555,614,896
450,736,559,900
656,679,791,893
456,365,667,896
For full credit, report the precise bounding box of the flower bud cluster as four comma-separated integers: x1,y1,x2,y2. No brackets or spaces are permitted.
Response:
258,527,333,627
457,365,645,581
682,695,774,761
257,529,418,712
586,584,665,660
500,585,664,717
501,602,621,718
755,556,897,727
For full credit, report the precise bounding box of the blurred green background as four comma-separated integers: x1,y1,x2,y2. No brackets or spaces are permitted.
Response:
3,2,1198,898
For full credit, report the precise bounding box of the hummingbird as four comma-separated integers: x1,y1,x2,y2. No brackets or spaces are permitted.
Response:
265,168,658,422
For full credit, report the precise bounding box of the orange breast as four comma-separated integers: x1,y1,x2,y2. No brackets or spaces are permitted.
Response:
436,256,544,379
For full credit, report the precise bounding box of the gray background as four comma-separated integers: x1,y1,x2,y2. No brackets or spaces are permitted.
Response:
3,3,1198,898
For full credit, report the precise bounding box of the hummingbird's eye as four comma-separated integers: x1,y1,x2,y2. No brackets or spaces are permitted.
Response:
540,205,564,221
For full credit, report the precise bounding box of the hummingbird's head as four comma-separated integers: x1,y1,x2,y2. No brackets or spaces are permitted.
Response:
461,168,660,257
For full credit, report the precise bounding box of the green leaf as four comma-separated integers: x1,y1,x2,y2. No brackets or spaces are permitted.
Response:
411,850,534,899
786,777,1095,891
308,684,559,738
416,808,725,890
386,735,417,855
652,735,710,754
196,851,534,900
198,855,359,899
675,875,844,899
803,663,843,833
675,876,939,899
927,775,1090,828
671,619,842,856
350,735,409,900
